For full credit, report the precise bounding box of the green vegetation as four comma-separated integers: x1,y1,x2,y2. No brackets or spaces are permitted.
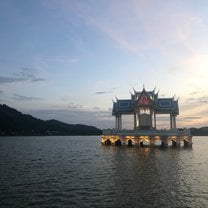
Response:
0,104,102,136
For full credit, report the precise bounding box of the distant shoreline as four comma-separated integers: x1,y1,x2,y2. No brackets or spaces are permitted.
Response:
1,104,208,137
0,134,102,137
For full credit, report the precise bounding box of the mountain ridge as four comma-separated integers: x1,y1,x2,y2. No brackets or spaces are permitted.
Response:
0,104,102,136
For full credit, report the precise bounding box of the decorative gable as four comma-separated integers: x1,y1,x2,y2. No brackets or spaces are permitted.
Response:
137,90,151,106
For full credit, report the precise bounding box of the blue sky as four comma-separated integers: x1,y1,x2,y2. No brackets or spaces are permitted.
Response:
1,0,208,129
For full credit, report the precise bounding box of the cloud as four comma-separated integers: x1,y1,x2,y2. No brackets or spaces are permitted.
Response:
178,99,208,127
41,56,80,64
198,97,208,103
16,67,46,82
181,116,202,120
0,76,25,84
44,0,206,60
51,102,83,110
189,91,198,96
177,113,208,128
12,93,42,101
95,91,112,95
0,68,45,85
185,96,208,104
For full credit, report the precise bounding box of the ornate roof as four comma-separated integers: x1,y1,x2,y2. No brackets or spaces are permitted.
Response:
112,87,179,116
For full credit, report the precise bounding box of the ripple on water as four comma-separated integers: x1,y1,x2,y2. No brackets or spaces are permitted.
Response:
0,136,208,208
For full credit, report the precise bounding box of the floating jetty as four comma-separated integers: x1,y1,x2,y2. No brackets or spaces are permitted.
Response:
101,87,192,147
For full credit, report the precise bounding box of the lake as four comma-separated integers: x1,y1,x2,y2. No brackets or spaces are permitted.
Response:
0,136,208,208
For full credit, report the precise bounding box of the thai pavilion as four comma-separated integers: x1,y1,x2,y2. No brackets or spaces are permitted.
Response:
101,87,192,147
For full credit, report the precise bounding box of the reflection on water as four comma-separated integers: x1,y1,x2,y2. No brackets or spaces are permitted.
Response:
101,146,194,208
0,136,208,208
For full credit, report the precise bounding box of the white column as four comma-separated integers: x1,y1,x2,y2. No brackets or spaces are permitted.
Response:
170,114,173,129
173,116,176,129
118,115,122,130
115,116,118,129
134,113,137,130
116,115,122,130
154,112,157,129
118,116,120,130
150,110,153,128
137,111,140,127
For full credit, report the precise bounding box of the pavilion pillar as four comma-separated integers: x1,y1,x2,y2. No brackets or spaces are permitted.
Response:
170,114,173,129
118,116,120,130
115,116,118,130
154,112,157,129
150,110,153,128
116,114,122,130
119,115,122,130
134,113,137,130
137,110,140,127
173,116,176,129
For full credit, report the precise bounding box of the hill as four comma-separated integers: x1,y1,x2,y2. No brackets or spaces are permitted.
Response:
190,127,208,136
0,104,102,136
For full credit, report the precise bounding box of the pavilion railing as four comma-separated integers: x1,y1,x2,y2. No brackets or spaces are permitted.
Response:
102,128,191,136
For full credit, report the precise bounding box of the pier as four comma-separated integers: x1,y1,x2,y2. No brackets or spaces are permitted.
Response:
101,87,192,147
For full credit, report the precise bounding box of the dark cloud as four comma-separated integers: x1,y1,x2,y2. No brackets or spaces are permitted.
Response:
12,93,42,101
16,67,46,82
95,91,112,95
31,77,45,82
181,116,202,120
0,68,45,85
95,87,117,95
0,76,25,84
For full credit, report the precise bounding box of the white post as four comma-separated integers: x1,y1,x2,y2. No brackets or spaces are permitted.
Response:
137,110,140,127
119,115,122,130
154,112,157,129
173,116,176,129
116,115,121,130
115,116,118,129
134,113,137,130
170,114,173,129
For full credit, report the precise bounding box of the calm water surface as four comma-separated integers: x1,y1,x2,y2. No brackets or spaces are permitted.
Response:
0,136,208,208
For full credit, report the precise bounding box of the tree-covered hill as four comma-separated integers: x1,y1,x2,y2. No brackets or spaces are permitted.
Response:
0,104,102,136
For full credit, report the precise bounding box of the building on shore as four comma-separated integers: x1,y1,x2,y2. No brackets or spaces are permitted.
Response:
101,87,192,147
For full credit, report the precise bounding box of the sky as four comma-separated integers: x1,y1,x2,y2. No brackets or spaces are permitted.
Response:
1,0,208,129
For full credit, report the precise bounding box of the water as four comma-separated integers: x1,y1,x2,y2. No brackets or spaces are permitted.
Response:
0,136,208,208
